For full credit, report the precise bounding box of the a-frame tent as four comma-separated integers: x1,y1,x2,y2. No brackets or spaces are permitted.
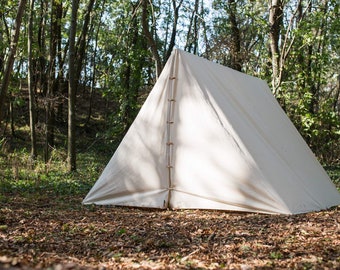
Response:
83,49,340,214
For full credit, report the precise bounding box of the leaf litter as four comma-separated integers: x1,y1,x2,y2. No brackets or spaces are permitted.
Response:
0,196,339,269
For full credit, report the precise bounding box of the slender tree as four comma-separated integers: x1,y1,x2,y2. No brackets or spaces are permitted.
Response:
185,0,200,54
227,0,241,71
0,0,27,123
44,0,59,162
67,0,95,171
141,0,183,77
164,0,184,61
85,2,106,125
68,0,78,171
141,0,163,78
268,0,283,96
28,0,37,160
74,0,96,81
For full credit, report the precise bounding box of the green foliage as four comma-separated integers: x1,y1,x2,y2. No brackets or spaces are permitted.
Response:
93,1,153,141
325,166,340,191
285,90,340,164
0,148,106,201
269,251,283,260
275,1,340,164
116,228,127,236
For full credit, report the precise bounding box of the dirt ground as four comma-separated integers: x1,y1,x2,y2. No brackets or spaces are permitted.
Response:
0,196,339,269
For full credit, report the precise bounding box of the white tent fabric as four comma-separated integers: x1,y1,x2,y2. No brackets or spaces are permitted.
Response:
83,49,340,214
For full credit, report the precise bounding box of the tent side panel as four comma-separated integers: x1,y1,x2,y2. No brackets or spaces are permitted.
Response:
178,50,340,214
82,53,180,207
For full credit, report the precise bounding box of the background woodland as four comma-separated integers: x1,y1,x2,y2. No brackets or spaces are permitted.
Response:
0,0,339,170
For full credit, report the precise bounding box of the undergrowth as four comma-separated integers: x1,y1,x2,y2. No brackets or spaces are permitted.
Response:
1,147,339,204
325,165,340,191
0,145,109,205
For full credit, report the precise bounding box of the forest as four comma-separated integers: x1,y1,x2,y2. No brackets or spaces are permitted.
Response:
0,0,339,269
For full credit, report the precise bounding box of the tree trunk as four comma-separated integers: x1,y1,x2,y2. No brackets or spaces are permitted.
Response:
165,0,184,61
45,0,60,162
335,74,340,117
67,0,95,171
121,3,146,132
86,12,102,125
28,0,37,160
162,1,171,59
269,0,283,96
184,0,199,54
37,0,48,96
201,0,210,57
0,0,27,123
308,1,328,115
68,0,79,172
55,0,64,123
75,0,95,80
0,16,4,75
141,0,163,78
227,0,241,71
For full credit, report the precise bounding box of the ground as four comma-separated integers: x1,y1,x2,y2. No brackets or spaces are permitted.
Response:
0,194,339,270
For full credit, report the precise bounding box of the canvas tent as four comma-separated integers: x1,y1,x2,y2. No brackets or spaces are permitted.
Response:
83,49,340,215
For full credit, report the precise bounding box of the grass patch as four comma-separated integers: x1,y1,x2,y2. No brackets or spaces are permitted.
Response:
0,146,109,206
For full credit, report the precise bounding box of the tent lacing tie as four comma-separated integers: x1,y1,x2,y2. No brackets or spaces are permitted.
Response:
165,50,179,209
166,75,177,208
